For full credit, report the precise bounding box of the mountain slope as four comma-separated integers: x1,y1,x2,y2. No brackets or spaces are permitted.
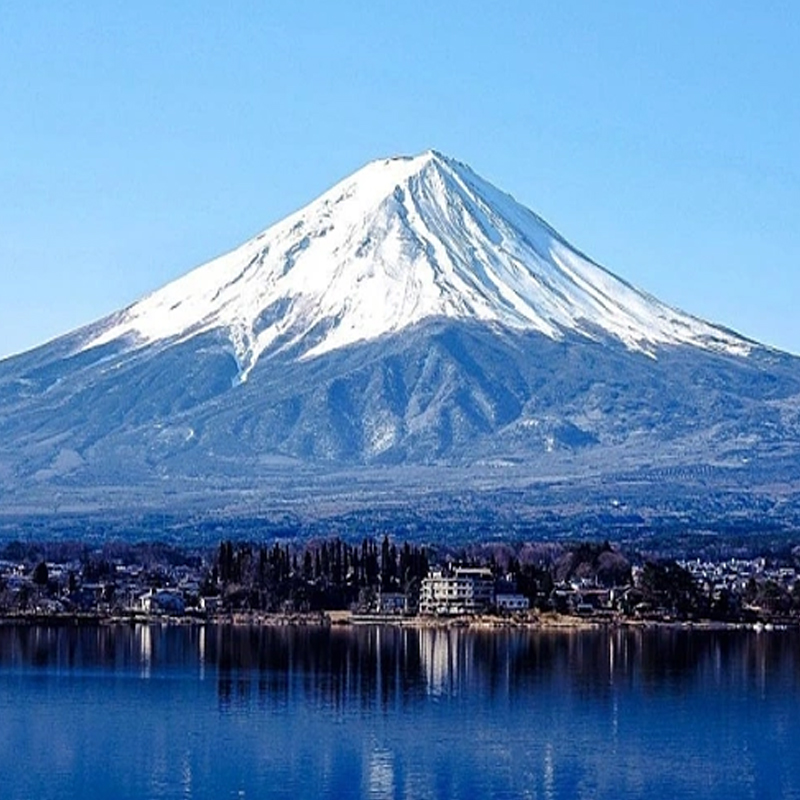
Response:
82,151,750,379
0,150,798,516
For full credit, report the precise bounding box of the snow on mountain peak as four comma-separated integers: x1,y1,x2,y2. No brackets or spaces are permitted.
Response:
83,150,752,379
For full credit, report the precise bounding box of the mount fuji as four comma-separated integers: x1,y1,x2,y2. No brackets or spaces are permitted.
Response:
83,151,750,368
2,151,800,528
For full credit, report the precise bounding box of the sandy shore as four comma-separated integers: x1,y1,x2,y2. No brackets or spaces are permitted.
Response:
0,609,790,631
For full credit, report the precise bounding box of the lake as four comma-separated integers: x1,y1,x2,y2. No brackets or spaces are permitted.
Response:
0,623,798,799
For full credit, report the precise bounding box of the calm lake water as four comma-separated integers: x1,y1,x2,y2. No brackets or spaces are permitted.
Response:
0,623,798,799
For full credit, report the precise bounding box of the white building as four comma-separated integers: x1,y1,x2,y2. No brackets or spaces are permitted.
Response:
199,595,222,613
495,593,530,612
376,592,407,614
419,567,495,615
137,589,185,615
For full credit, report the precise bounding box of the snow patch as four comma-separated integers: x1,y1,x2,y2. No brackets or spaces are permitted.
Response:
81,150,753,366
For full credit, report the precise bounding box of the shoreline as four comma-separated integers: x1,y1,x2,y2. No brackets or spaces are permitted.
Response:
0,610,793,632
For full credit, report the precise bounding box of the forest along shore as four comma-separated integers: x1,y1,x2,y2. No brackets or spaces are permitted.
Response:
2,537,800,629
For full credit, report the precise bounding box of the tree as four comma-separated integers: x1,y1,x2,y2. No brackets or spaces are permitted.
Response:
32,561,49,587
639,560,700,617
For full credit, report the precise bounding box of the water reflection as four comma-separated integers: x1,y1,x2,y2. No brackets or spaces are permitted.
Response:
0,623,798,703
1,624,799,799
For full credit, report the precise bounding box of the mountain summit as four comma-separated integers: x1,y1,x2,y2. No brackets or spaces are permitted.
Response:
84,150,749,381
1,151,798,517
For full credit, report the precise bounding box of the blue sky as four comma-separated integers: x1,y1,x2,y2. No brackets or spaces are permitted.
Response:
1,1,799,358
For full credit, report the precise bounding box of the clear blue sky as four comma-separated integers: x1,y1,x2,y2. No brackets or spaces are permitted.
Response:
2,1,799,358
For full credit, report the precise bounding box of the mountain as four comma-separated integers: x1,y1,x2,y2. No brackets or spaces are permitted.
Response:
1,150,800,530
84,150,751,368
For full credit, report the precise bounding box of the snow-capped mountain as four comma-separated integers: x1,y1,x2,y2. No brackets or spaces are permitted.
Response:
83,150,750,380
1,150,799,519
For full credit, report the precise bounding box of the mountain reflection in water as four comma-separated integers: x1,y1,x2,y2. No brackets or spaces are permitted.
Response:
1,624,799,799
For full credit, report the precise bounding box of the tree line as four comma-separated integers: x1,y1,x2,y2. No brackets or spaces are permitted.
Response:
211,536,429,612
